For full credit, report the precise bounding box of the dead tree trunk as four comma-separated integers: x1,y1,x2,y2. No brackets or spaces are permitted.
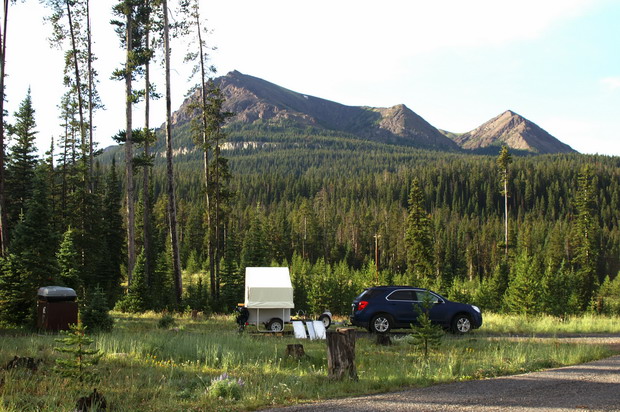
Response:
326,328,358,381
162,0,183,304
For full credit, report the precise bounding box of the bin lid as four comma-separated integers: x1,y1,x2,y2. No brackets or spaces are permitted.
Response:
37,286,77,299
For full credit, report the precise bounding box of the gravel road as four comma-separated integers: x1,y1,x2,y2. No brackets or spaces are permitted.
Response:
264,349,620,411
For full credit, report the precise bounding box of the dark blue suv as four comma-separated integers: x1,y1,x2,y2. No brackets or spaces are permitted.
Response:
350,286,482,334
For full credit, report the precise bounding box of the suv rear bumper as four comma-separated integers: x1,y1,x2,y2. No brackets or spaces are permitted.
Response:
349,316,368,330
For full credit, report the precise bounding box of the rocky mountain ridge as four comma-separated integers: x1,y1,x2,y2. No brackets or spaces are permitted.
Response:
171,71,576,154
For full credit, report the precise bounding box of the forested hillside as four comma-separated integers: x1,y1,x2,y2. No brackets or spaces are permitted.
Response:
150,142,620,316
3,83,620,329
101,111,620,316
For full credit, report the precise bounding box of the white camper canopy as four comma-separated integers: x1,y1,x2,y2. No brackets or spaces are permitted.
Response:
244,267,294,309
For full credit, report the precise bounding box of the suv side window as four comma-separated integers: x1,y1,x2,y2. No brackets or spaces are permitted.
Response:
414,290,441,303
386,290,415,301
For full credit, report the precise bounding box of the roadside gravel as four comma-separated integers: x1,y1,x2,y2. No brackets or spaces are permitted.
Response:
264,338,620,412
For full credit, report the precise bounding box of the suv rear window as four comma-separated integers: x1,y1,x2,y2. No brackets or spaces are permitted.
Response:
355,289,378,300
386,290,415,301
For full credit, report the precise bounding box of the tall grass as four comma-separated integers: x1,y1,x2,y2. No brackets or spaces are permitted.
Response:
0,313,616,411
482,313,620,334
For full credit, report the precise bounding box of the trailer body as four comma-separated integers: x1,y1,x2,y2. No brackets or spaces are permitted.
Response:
244,267,293,331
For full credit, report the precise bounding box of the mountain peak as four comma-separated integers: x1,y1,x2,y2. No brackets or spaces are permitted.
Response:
209,72,459,150
451,110,576,154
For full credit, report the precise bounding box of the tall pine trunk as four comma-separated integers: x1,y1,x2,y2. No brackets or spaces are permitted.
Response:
142,1,151,284
504,178,508,257
86,0,94,187
65,0,87,173
195,14,215,298
214,135,221,298
0,0,9,255
125,8,136,283
162,0,182,303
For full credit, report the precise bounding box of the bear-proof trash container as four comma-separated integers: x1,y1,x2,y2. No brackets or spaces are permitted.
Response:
37,286,78,331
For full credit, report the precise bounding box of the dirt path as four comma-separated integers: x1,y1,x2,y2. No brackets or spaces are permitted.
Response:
264,340,620,412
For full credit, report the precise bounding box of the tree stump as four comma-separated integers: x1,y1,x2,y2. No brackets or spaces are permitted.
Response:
3,356,41,372
285,344,305,359
75,388,107,412
375,333,392,346
326,328,358,380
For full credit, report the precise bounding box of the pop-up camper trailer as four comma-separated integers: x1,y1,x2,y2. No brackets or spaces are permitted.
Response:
243,267,294,331
237,267,333,332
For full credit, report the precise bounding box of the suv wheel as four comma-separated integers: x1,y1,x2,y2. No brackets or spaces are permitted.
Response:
451,314,472,334
370,314,393,334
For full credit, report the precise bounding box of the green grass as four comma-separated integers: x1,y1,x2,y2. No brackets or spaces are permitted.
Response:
0,312,617,411
481,312,620,335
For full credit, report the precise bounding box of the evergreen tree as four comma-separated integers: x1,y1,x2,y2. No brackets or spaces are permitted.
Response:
184,276,210,312
81,286,114,332
151,248,176,311
54,322,102,382
6,89,38,233
117,250,148,313
111,0,141,284
241,206,268,268
404,179,433,283
43,0,99,182
540,261,578,316
161,0,184,305
0,0,10,256
497,145,512,256
102,159,125,303
410,293,444,359
0,254,31,325
57,227,81,291
571,165,600,308
474,261,509,312
11,166,59,291
595,274,620,315
220,224,243,310
504,252,542,315
64,159,109,299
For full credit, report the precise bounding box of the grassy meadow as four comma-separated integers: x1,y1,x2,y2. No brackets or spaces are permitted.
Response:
0,312,618,412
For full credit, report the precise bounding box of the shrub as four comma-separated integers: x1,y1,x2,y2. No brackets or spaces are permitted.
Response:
157,313,176,329
81,287,114,332
207,373,244,400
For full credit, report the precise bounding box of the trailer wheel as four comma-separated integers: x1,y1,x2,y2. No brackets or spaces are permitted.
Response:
266,318,284,332
319,314,331,329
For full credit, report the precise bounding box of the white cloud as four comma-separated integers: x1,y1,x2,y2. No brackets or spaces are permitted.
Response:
206,0,596,64
203,0,600,105
601,77,620,90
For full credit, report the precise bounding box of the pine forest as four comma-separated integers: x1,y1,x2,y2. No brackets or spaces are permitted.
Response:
1,1,620,331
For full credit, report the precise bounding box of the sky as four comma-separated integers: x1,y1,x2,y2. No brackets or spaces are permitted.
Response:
4,0,620,156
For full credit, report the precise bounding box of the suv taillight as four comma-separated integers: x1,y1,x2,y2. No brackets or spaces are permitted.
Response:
357,301,369,311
